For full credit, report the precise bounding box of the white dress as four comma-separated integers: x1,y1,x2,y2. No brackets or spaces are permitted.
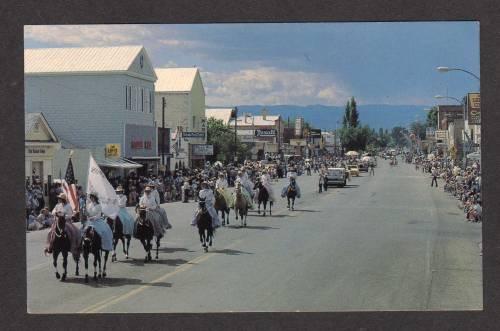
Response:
260,174,275,201
139,193,166,236
86,201,102,221
192,189,221,228
52,202,73,221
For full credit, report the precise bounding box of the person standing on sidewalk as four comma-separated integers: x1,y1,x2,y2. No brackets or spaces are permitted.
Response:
369,163,375,176
431,166,439,187
318,173,324,193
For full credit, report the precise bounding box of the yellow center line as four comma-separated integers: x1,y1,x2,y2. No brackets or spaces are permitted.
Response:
80,239,243,313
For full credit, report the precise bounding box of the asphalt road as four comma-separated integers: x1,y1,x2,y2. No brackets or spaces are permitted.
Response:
27,160,482,313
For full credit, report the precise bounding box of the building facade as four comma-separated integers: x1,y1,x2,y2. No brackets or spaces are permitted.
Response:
154,68,207,169
24,46,158,183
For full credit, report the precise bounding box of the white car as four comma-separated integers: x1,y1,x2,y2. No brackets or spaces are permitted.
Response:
325,168,347,187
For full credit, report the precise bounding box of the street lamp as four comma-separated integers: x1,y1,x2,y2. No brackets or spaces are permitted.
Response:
434,94,462,105
436,66,480,81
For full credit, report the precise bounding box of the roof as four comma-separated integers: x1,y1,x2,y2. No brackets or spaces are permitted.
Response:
229,115,281,127
25,112,58,141
155,68,199,92
25,46,156,80
205,108,234,125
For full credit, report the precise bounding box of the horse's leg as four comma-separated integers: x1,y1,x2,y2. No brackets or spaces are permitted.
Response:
292,197,295,211
61,250,68,281
97,250,102,279
155,236,160,260
270,201,273,215
258,201,261,215
263,200,267,217
287,197,290,209
244,208,247,226
103,251,109,278
125,235,131,259
75,254,80,276
84,252,89,283
112,238,118,262
53,250,60,279
93,252,98,281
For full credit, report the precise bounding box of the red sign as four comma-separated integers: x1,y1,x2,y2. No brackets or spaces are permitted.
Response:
131,140,152,150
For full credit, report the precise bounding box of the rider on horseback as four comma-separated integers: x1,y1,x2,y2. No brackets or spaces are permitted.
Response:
51,193,73,221
191,182,221,228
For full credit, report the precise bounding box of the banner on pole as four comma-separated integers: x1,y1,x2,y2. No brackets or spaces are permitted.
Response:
87,154,119,219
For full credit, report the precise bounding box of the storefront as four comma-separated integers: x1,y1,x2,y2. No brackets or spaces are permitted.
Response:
124,123,160,175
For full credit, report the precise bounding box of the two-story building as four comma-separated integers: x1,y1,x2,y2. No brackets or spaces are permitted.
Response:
154,68,207,169
25,45,158,187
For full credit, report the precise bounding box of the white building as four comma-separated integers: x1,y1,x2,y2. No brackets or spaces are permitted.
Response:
25,113,61,185
154,68,206,169
24,45,158,184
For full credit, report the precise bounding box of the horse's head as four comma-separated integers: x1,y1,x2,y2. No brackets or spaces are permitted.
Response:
56,213,66,229
198,198,207,213
82,226,96,247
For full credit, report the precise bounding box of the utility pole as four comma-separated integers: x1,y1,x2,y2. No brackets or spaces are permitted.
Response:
234,107,238,164
162,97,166,172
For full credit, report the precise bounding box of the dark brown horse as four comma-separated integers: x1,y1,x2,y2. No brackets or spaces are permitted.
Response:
195,199,214,252
133,208,155,262
44,215,81,281
214,189,230,226
254,181,272,216
82,226,110,282
106,216,131,262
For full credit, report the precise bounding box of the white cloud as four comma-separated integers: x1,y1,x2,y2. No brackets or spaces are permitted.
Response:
24,25,156,46
201,67,350,106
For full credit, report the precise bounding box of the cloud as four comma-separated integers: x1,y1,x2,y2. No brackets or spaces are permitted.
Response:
24,25,158,46
201,67,350,107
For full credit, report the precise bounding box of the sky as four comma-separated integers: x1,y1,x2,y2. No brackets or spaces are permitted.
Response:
24,22,480,107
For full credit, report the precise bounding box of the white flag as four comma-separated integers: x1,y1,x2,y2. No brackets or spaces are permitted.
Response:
87,154,119,219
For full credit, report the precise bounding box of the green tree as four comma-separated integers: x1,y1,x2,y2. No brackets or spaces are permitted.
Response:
343,101,350,128
207,118,248,163
349,97,359,128
410,121,427,140
391,126,408,147
426,106,438,128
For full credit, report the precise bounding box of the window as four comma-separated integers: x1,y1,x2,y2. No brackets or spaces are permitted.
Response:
149,91,153,113
192,116,196,129
128,86,132,110
141,88,144,112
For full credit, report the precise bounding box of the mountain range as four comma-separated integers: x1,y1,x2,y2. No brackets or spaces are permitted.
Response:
230,104,430,130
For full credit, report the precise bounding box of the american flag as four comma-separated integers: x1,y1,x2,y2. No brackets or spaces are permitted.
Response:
62,157,79,212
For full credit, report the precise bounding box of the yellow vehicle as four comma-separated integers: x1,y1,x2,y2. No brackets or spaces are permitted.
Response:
347,164,360,177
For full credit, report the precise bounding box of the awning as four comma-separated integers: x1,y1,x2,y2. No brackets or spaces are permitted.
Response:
94,157,143,169
130,156,161,160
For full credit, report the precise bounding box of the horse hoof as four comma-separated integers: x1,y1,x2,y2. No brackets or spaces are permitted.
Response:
93,275,98,281
103,272,106,278
75,271,79,276
85,275,89,283
98,273,102,279
55,272,60,279
61,273,66,281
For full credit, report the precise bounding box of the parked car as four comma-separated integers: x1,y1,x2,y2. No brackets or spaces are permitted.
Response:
325,168,347,187
347,164,360,177
358,163,368,172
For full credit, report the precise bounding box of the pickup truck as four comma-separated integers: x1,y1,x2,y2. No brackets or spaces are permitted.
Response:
325,168,347,187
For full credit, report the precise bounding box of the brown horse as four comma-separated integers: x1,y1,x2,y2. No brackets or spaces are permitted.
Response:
234,184,248,227
44,215,81,281
214,189,230,226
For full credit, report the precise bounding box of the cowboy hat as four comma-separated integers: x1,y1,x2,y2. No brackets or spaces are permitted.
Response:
57,193,67,200
115,185,124,192
144,186,152,192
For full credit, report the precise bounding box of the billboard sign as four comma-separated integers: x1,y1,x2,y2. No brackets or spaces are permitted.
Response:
192,144,214,156
125,124,157,158
467,93,480,125
255,129,277,137
182,131,205,139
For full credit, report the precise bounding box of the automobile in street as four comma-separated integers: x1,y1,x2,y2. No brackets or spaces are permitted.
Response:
325,167,347,187
347,164,360,177
359,162,368,172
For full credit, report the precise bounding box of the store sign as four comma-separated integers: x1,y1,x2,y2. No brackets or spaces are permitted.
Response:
182,131,205,139
290,139,307,146
125,124,157,158
467,93,481,125
435,130,448,140
192,144,214,156
105,144,121,158
239,135,255,142
310,129,322,137
255,129,277,137
27,148,47,155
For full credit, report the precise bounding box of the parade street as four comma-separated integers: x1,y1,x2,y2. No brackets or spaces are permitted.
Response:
27,160,482,313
